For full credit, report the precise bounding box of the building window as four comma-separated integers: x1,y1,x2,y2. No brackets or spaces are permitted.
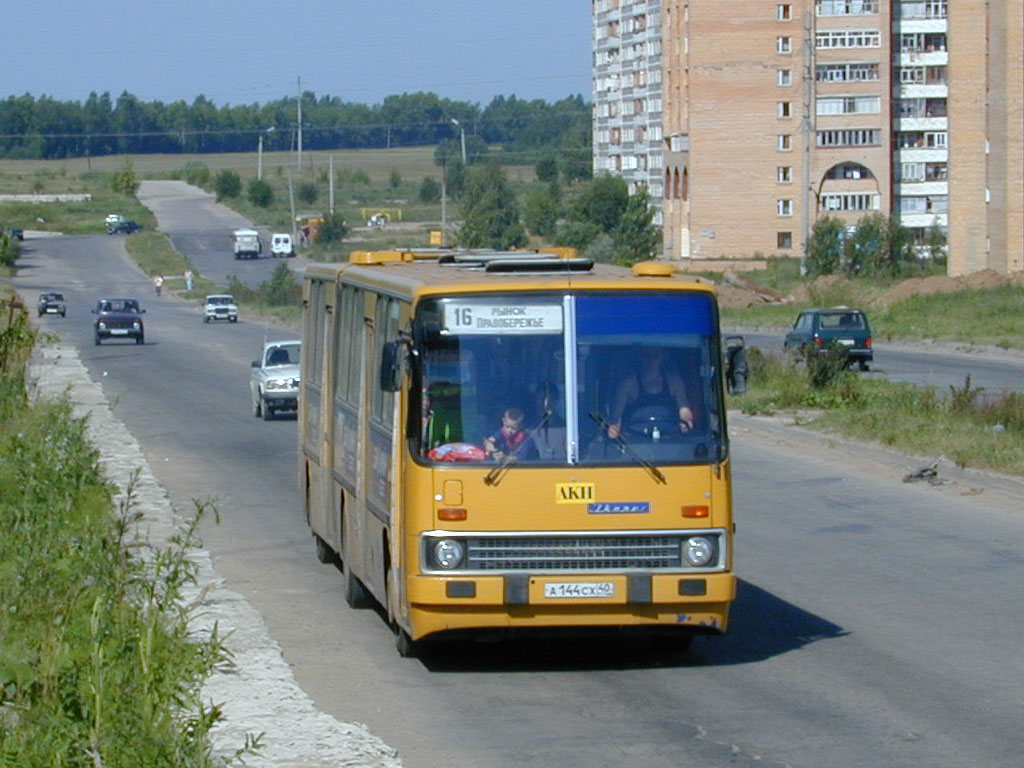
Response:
778,166,793,183
778,69,792,86
821,193,880,211
778,134,792,150
816,0,880,16
777,199,794,216
817,95,881,115
777,36,793,53
816,30,881,48
816,63,880,82
777,232,793,249
777,4,792,20
818,128,881,146
778,101,792,118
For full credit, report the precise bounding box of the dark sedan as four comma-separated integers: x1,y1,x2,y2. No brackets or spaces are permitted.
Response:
37,292,67,317
107,221,143,235
92,298,145,345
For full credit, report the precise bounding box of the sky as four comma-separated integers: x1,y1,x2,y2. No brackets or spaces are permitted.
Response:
6,1,593,108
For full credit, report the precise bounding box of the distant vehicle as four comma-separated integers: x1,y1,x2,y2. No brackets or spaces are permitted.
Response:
37,292,67,317
784,307,873,370
107,220,142,235
104,214,125,227
8,227,24,240
250,340,301,420
270,233,295,258
203,294,238,323
92,297,145,345
233,228,262,260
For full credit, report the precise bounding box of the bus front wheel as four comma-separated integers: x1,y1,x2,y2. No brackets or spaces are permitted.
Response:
395,627,419,658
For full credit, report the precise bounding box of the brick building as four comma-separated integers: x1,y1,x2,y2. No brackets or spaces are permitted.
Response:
592,0,1023,276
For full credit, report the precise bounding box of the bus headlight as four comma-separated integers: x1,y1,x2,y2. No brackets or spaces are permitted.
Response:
681,536,714,567
433,539,465,570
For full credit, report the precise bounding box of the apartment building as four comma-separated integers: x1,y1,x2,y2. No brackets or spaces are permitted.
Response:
593,0,1023,276
592,0,666,223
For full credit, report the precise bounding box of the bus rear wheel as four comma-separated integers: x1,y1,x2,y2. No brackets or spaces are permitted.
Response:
343,566,370,609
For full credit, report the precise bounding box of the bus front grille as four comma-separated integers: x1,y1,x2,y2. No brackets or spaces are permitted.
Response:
466,535,682,571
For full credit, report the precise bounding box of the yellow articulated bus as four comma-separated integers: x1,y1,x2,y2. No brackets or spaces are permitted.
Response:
298,248,748,656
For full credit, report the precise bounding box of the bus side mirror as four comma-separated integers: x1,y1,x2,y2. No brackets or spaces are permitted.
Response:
725,336,748,395
380,340,404,392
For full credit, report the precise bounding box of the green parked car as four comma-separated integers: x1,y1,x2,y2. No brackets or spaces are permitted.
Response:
783,307,873,371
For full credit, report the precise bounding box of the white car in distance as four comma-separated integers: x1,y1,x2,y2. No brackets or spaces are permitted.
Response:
251,340,301,420
203,294,238,323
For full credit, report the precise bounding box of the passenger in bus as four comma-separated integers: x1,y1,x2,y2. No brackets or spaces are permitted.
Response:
526,382,566,460
606,346,694,439
483,407,534,460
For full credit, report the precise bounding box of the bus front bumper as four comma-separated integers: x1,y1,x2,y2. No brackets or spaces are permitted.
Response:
405,571,735,640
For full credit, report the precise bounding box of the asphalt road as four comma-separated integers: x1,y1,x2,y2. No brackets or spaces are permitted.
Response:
12,191,1024,767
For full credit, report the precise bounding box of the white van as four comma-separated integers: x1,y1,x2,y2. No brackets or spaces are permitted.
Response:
270,233,294,258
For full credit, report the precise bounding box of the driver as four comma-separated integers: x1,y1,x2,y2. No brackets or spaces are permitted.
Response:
606,346,694,439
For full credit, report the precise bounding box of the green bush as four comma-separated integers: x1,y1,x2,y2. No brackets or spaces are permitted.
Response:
214,169,242,200
418,176,441,203
297,181,319,205
247,179,274,207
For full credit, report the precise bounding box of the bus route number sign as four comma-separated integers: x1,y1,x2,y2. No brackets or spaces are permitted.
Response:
443,303,562,335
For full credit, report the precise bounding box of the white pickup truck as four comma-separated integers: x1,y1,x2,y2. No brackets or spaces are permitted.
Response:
233,228,262,260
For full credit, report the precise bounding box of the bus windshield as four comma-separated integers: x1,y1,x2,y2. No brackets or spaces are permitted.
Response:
413,292,726,467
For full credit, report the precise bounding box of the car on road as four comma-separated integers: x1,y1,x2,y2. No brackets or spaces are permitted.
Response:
784,307,873,370
203,294,238,323
37,292,67,317
107,220,143,235
92,297,145,345
251,340,301,420
7,227,24,240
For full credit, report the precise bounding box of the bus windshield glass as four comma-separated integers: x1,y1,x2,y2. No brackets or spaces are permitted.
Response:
413,292,725,466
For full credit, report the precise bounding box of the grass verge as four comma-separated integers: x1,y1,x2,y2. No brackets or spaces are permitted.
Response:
0,290,257,765
733,346,1024,476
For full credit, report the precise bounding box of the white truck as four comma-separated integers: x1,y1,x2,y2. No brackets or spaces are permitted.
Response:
232,228,262,260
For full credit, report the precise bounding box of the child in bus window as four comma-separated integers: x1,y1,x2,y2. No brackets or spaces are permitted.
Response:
483,407,532,460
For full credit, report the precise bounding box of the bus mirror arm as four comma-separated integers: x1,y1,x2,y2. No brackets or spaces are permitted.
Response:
725,336,748,396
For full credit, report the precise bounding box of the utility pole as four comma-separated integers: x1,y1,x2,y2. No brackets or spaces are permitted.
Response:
329,155,335,214
800,10,814,276
297,76,303,173
287,171,297,243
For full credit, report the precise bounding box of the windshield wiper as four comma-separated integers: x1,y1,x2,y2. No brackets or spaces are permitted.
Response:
483,409,552,487
588,412,666,485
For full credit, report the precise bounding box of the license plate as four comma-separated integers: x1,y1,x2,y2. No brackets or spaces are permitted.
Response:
543,581,614,599
110,329,129,335
837,338,855,346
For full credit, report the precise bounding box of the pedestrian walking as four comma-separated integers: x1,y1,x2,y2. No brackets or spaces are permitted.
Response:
153,274,163,296
184,269,194,292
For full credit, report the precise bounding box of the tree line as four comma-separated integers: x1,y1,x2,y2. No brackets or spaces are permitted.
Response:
0,90,590,162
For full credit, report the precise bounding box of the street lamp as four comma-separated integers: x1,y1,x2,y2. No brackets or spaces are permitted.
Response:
257,126,276,180
450,118,466,165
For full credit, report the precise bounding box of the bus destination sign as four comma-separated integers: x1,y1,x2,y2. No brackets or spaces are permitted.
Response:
443,303,562,335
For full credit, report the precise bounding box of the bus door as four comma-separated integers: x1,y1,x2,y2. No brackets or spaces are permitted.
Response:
356,293,402,604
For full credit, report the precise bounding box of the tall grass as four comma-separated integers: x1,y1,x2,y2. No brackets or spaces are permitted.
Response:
0,298,256,765
735,346,1024,476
